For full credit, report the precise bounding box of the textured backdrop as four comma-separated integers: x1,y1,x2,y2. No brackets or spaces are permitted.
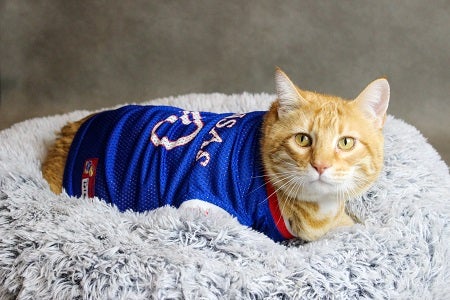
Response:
1,0,449,164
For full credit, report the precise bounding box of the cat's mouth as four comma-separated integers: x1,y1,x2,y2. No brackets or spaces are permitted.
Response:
311,177,333,186
309,172,334,185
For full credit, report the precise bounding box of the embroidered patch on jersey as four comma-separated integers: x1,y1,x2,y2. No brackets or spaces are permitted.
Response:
81,158,98,198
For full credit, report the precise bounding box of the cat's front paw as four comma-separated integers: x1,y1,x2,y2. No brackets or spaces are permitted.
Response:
337,213,355,227
179,199,231,218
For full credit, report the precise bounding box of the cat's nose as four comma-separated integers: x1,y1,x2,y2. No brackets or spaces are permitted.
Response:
312,162,331,175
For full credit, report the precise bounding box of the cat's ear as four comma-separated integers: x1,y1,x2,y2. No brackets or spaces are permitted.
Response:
354,78,390,128
275,68,308,117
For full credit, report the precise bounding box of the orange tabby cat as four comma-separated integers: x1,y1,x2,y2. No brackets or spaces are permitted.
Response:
42,68,389,241
262,68,389,240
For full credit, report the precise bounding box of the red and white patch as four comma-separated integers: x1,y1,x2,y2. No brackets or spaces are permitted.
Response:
81,158,98,198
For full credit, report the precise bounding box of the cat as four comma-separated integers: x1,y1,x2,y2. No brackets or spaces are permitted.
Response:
42,68,390,242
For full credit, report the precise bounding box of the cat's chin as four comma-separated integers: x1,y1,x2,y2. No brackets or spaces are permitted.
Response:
293,174,353,203
299,182,339,202
270,172,346,203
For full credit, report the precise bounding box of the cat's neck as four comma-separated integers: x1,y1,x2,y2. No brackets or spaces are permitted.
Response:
276,191,348,241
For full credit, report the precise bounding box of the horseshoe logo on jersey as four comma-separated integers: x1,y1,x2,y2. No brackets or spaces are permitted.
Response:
150,111,204,150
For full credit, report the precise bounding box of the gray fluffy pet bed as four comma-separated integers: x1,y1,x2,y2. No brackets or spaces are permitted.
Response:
1,93,449,299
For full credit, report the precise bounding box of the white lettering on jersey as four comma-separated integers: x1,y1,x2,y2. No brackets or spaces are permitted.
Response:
150,111,203,150
81,178,89,198
151,111,246,167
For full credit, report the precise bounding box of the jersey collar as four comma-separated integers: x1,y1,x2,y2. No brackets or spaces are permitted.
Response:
265,177,296,240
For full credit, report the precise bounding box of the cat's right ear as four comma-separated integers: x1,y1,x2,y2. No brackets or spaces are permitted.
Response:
275,68,307,117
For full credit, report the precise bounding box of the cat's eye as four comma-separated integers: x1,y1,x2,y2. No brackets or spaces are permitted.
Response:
338,137,355,151
295,133,312,147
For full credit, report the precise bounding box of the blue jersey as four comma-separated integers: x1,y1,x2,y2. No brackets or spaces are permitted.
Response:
63,105,294,242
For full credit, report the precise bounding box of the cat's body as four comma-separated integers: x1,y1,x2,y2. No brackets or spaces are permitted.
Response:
42,68,390,242
57,105,294,241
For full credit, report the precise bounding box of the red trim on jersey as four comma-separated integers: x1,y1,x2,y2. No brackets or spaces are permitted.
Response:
81,158,98,198
265,177,295,240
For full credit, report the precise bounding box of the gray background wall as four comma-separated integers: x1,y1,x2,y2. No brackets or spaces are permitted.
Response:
1,1,449,164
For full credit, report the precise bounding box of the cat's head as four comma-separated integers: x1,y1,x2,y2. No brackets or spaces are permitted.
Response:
262,68,390,203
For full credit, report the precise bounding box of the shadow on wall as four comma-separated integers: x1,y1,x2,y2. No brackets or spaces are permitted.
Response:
1,1,449,164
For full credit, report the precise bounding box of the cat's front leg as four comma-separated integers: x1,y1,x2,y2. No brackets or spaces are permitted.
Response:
179,199,231,218
336,212,355,227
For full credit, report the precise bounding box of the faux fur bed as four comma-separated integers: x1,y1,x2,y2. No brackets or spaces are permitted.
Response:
1,93,449,299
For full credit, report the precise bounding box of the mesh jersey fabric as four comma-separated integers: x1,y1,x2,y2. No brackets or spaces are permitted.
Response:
62,105,292,241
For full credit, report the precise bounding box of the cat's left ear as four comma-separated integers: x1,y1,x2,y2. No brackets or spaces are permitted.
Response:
354,78,390,128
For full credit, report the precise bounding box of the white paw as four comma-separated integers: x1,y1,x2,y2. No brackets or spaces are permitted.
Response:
179,199,230,218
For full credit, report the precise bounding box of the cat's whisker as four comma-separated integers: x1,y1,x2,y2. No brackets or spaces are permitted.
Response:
250,175,293,203
337,186,347,203
246,171,300,197
257,174,298,206
344,184,364,200
269,172,302,185
256,172,298,190
251,170,299,179
272,176,300,228
291,178,304,201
